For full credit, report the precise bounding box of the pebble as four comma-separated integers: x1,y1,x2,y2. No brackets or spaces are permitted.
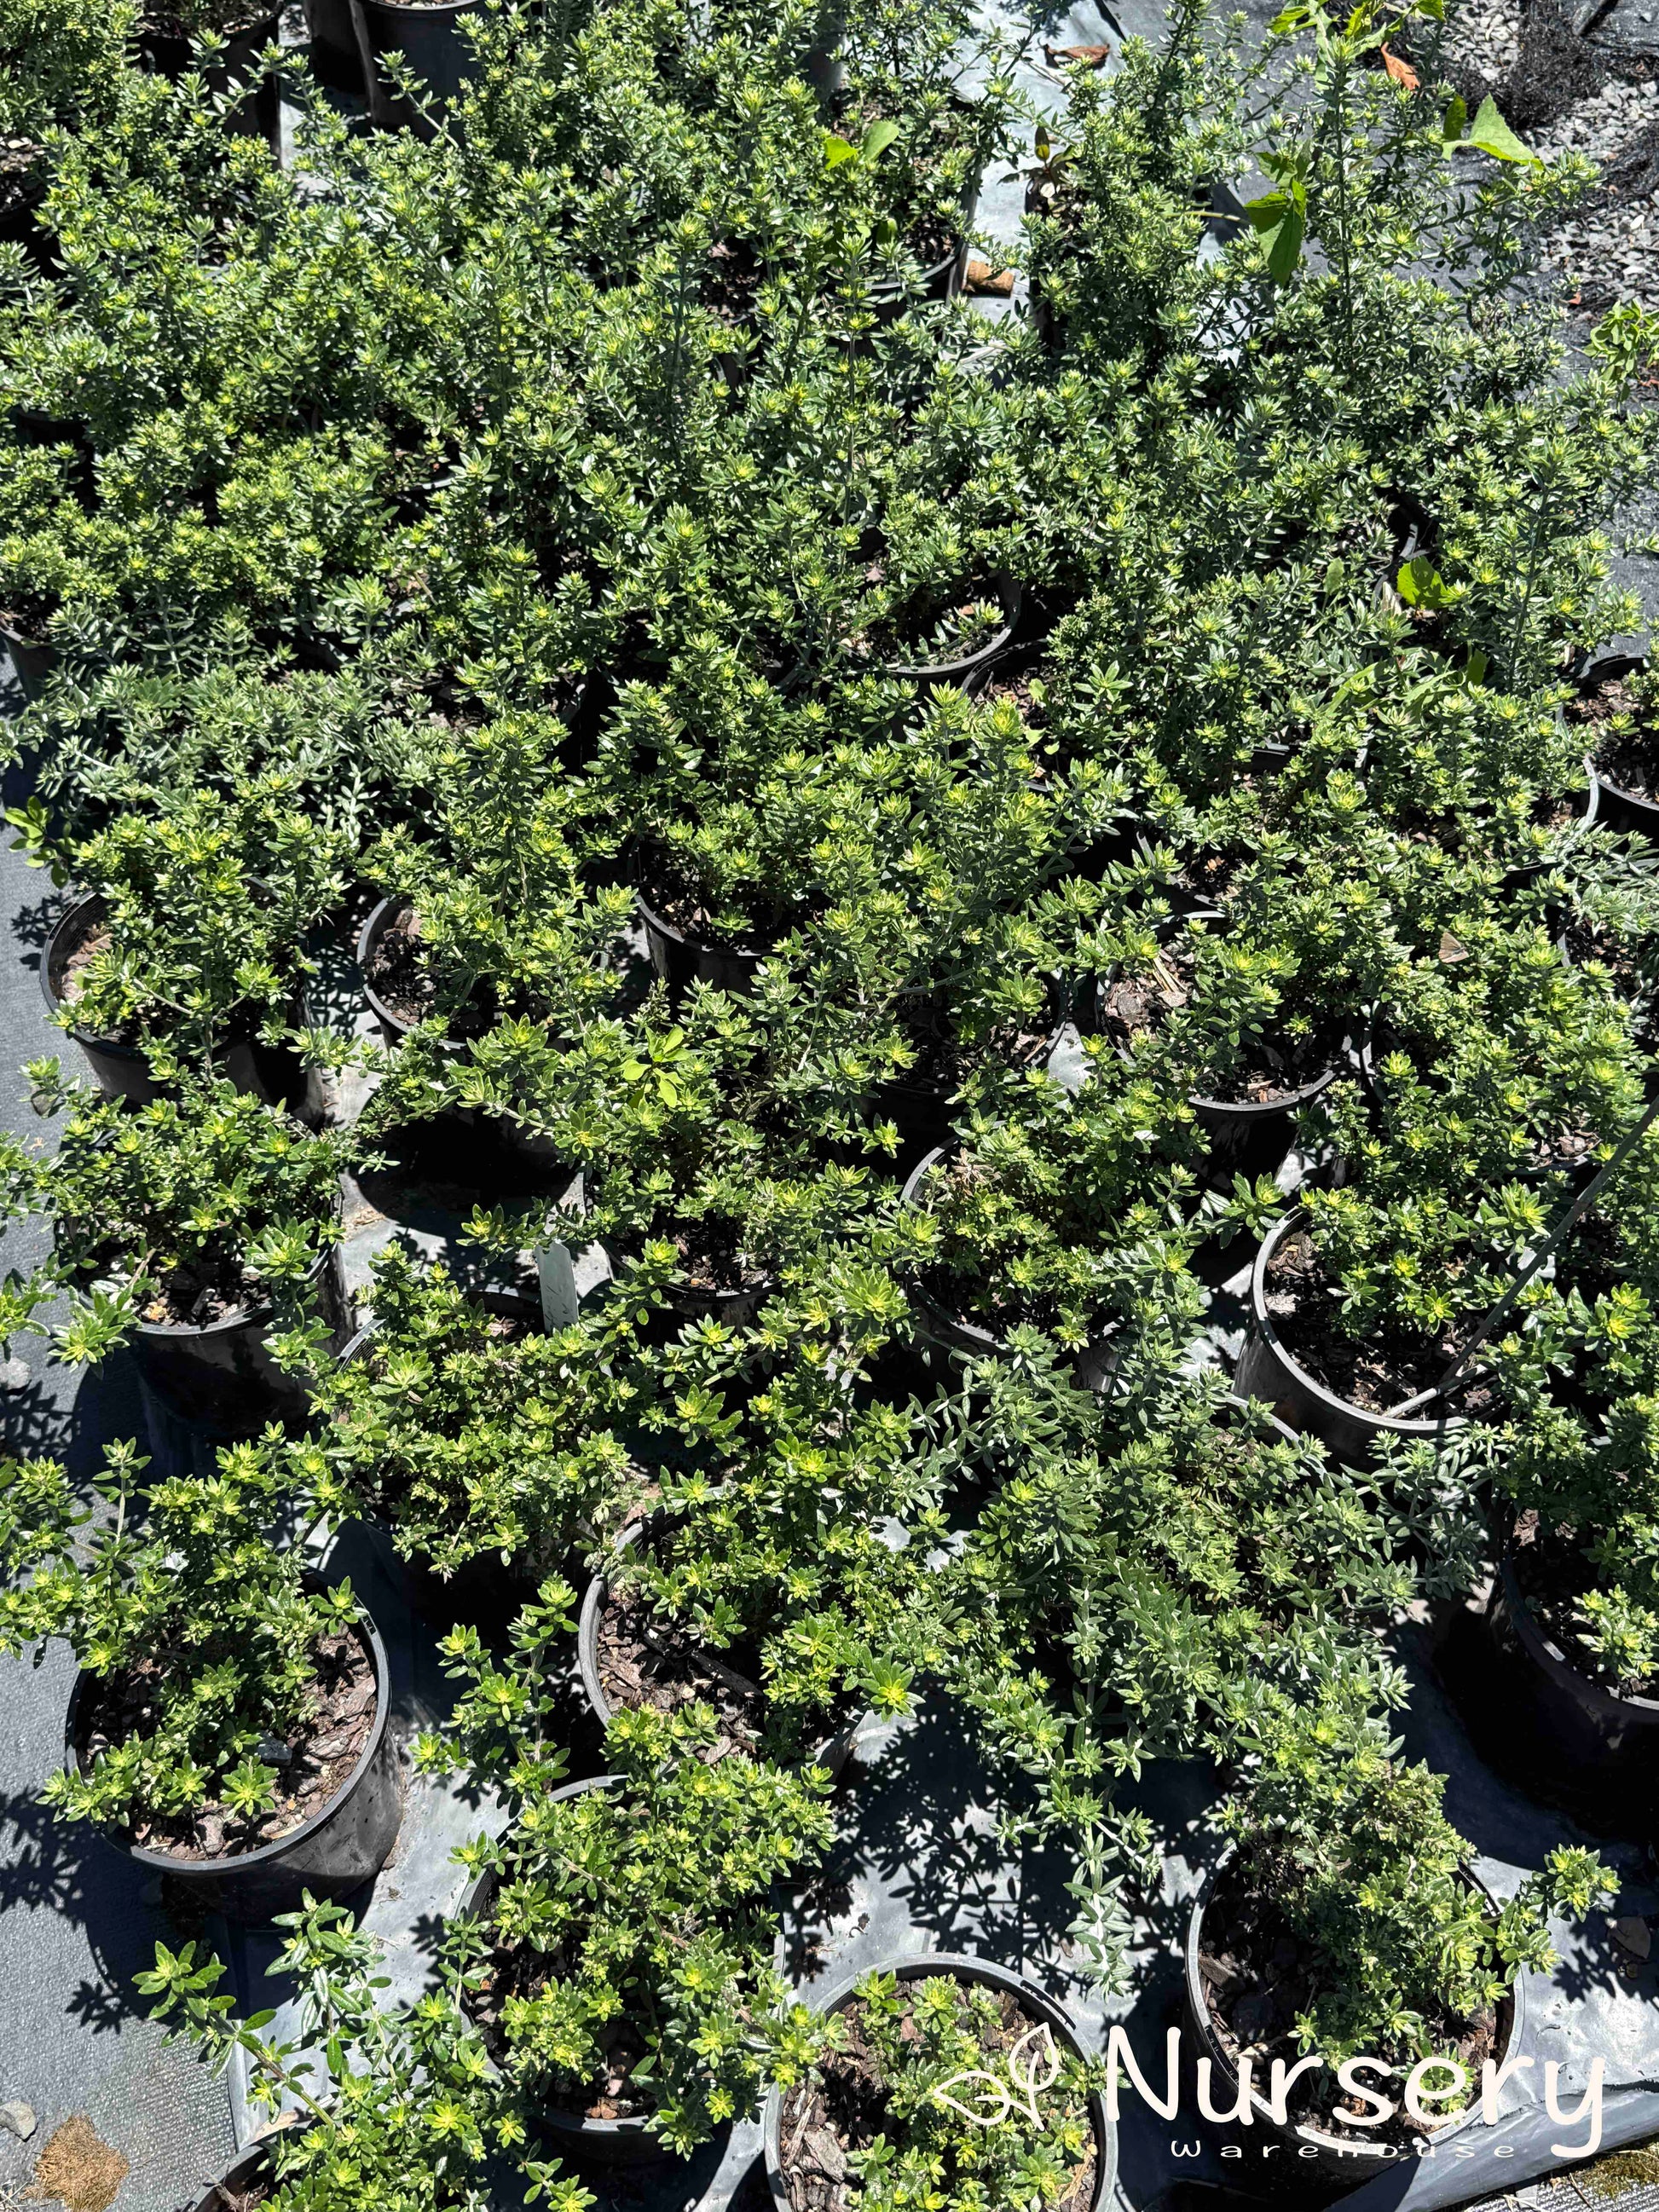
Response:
0,2104,36,2141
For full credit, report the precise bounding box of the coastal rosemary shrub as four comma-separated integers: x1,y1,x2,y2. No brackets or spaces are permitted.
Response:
0,0,1653,2198
0,1438,360,1838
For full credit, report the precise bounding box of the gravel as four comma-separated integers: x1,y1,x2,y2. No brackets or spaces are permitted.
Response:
1447,0,1659,308
1447,0,1525,87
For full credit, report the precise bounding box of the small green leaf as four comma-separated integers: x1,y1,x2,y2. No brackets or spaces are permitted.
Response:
1246,189,1305,284
1396,555,1452,609
1465,94,1539,163
823,131,858,168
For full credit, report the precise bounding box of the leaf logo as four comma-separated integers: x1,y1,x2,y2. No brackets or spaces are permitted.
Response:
934,2024,1061,2128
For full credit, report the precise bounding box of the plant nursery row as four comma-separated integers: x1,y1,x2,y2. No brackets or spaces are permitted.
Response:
0,0,1656,2203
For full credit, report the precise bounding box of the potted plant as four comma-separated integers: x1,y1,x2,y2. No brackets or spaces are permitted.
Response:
1090,906,1356,1179
1188,1685,1614,2175
18,1070,354,1424
1573,644,1659,839
897,1136,1190,1389
0,1440,402,1921
354,709,629,1171
575,1450,918,1776
880,575,1022,689
306,1242,648,1605
142,1894,597,2210
762,1956,1114,2211
26,780,345,1115
1234,1203,1494,1466
1234,925,1649,1458
0,0,136,267
920,1357,1452,1909
431,1635,834,2165
1451,1305,1659,1821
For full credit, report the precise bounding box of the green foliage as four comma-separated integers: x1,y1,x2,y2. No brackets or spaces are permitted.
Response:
1223,1683,1615,2068
0,0,1654,2190
440,1684,833,2155
140,1897,598,2212
0,1436,354,1833
26,1072,351,1362
798,1970,1101,2212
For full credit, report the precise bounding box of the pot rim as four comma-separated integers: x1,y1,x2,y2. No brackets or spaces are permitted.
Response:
1184,1846,1526,2160
1575,644,1656,816
42,891,147,1063
1247,1209,1468,1441
45,888,317,1078
627,858,774,968
1499,1547,1659,1720
760,1949,1115,2212
126,1229,342,1343
1095,908,1354,1120
1589,759,1659,823
356,0,482,19
356,893,426,1040
65,1599,393,1880
884,572,1022,684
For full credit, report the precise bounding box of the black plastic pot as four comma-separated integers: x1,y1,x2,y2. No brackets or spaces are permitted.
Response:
899,1146,1117,1392
304,0,363,82
883,573,1022,689
1185,1854,1526,2181
629,858,772,997
875,979,1070,1156
762,1953,1116,2212
1233,1209,1466,1467
1459,1550,1659,1828
353,0,483,131
577,1516,865,1780
1580,642,1659,839
43,892,315,1115
1188,1054,1348,1179
1,617,55,702
802,6,844,101
138,9,280,142
460,1776,705,2168
131,1240,351,1432
190,2134,298,2212
0,169,56,275
65,1604,402,1923
1092,910,1350,1179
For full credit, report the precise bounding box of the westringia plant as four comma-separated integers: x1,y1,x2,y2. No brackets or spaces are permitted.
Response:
1221,1682,1615,2071
786,1969,1102,2212
140,1897,598,2212
0,1438,359,1837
